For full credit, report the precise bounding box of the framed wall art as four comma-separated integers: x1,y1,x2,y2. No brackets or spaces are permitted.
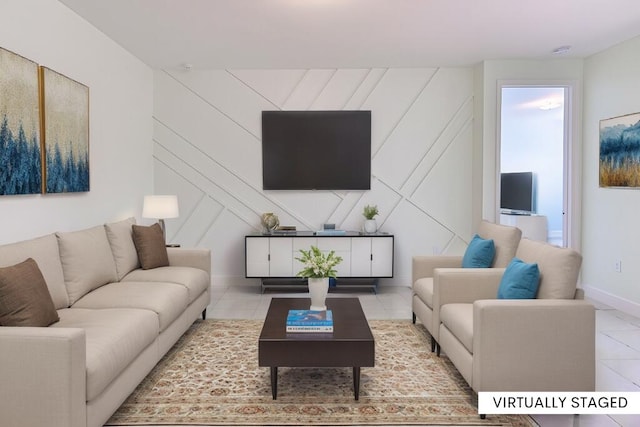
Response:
40,66,90,193
600,112,640,188
0,47,42,195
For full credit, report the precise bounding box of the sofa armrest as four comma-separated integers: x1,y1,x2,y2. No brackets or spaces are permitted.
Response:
412,255,462,284
0,327,86,427
167,247,211,276
436,268,505,306
472,299,595,392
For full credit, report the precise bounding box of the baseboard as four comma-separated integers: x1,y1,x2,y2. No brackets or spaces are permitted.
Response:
582,284,640,318
211,276,411,288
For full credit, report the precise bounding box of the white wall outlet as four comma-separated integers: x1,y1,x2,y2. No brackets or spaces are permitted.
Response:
615,260,622,273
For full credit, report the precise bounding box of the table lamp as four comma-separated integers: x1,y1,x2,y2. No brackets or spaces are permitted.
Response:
142,195,179,241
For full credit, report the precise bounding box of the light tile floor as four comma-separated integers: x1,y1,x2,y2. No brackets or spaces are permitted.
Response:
208,281,414,321
207,283,640,426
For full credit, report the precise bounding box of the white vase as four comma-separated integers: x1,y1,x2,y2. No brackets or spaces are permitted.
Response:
364,219,377,233
308,277,329,311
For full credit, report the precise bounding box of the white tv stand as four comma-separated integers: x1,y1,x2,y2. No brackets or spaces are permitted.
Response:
499,213,548,242
245,231,394,293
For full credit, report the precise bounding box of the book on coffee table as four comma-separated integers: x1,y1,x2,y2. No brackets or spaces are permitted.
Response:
286,309,333,333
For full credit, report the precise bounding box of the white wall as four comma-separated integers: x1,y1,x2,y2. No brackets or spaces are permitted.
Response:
153,68,475,286
0,0,153,244
476,59,584,249
582,36,640,316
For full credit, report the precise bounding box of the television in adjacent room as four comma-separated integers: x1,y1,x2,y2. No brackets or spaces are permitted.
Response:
261,110,371,190
500,171,537,214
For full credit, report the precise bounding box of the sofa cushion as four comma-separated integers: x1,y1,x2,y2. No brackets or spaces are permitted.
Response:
515,239,582,299
132,223,169,270
0,258,60,327
462,234,495,268
413,277,434,308
440,303,474,353
52,308,158,401
57,226,118,305
0,234,69,309
497,258,540,299
477,220,522,268
122,266,209,304
105,217,140,281
72,282,189,331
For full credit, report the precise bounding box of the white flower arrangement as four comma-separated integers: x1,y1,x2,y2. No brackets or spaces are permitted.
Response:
295,245,343,278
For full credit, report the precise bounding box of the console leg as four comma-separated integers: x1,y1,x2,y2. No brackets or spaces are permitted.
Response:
480,414,486,419
412,312,416,324
430,336,436,352
201,309,207,320
436,343,441,357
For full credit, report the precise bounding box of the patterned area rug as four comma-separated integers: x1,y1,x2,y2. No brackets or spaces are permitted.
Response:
106,319,535,426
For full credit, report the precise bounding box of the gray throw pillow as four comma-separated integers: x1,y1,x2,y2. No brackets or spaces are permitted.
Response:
132,223,170,270
0,258,60,327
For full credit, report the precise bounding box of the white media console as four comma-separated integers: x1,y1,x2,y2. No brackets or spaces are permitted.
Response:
245,232,394,292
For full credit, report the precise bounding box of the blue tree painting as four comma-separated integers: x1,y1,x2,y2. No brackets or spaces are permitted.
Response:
0,47,41,195
42,67,89,193
0,116,41,194
600,112,640,187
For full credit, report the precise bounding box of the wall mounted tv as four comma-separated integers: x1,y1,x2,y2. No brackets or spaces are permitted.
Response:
261,110,371,190
500,171,537,214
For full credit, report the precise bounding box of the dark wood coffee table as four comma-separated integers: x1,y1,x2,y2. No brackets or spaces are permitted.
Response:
258,297,375,400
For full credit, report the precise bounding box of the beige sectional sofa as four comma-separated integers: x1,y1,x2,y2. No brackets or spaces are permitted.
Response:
413,222,595,395
0,218,211,427
435,238,595,393
412,221,522,354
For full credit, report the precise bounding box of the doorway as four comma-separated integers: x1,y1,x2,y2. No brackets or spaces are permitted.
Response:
498,85,568,246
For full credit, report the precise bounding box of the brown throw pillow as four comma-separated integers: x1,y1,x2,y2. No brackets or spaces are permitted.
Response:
0,258,60,327
132,223,170,270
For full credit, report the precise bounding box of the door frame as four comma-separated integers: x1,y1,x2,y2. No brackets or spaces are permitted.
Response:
496,80,582,250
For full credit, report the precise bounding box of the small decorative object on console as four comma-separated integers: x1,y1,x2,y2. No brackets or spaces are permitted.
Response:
362,204,379,233
260,212,279,233
315,229,346,236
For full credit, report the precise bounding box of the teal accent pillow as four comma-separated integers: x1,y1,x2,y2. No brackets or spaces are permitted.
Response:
461,234,495,268
497,258,541,299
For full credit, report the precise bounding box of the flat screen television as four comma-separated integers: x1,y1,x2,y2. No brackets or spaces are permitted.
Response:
261,110,371,190
500,172,536,214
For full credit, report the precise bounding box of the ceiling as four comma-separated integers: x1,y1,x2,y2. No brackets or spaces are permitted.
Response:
59,0,640,70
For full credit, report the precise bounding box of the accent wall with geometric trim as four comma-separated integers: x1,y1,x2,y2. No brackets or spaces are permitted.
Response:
153,67,474,286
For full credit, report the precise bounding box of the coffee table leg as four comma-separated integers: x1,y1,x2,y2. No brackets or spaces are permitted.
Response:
270,367,278,399
353,367,360,400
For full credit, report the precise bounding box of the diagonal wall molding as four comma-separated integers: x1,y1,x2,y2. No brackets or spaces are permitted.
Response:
153,67,474,283
371,68,438,159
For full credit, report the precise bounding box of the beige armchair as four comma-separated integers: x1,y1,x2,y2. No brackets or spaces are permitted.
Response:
437,238,595,393
412,221,522,354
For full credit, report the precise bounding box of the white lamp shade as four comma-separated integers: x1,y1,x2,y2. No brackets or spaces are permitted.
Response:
142,195,179,219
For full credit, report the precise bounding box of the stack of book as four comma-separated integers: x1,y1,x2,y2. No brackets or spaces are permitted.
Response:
286,309,333,333
273,226,297,235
